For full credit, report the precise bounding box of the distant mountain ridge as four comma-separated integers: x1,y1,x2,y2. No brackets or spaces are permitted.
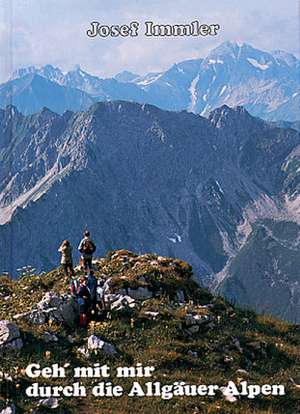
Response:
0,101,300,321
4,41,300,121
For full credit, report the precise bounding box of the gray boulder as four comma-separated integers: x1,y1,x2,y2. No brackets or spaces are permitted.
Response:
183,313,213,334
59,300,79,325
15,292,80,327
13,309,46,325
42,332,58,343
28,310,47,325
193,314,212,325
37,292,63,310
87,335,117,355
0,321,20,344
110,295,136,312
44,307,65,324
38,397,60,409
127,287,153,300
184,314,197,326
220,384,238,403
188,325,200,334
0,405,16,414
144,311,160,319
4,338,23,352
0,321,23,352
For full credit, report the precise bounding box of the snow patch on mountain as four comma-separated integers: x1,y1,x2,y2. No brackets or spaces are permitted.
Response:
208,59,224,65
219,85,227,96
167,233,182,243
188,73,200,112
215,180,224,195
247,58,270,70
137,73,163,87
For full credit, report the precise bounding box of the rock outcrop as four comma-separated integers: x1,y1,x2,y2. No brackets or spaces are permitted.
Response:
0,321,23,352
14,292,79,326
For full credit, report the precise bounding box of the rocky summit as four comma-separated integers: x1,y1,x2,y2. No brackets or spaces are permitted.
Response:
0,250,300,413
0,100,299,322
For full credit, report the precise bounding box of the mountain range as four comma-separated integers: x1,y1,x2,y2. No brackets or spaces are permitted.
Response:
2,41,299,122
0,101,299,321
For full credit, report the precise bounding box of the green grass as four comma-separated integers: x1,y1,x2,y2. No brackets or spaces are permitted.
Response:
0,250,300,413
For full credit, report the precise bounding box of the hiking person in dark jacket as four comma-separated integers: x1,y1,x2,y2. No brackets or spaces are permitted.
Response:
78,231,96,270
77,276,91,328
58,240,74,277
87,270,97,315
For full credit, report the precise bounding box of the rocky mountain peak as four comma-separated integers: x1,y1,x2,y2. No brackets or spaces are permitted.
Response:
206,41,251,62
271,49,299,67
39,106,58,116
114,70,139,83
4,104,20,117
208,104,252,128
11,66,36,80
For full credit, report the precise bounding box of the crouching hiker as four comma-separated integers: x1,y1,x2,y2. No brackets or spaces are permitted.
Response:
77,276,91,328
78,231,96,271
58,240,75,277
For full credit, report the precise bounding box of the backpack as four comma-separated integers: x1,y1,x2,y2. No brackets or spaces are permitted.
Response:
77,297,85,306
82,239,96,255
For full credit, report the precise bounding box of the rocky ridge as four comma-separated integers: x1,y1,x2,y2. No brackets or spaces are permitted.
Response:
4,42,300,121
0,101,299,322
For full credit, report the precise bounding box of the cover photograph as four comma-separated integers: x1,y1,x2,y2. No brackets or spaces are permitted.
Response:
0,0,299,413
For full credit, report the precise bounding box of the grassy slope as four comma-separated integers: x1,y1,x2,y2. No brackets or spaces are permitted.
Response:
0,250,300,414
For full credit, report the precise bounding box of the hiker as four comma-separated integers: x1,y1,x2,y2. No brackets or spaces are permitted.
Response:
58,240,74,277
97,278,106,310
86,270,97,314
78,231,96,270
69,277,80,297
77,276,91,328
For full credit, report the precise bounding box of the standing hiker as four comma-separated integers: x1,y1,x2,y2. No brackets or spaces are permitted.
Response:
77,276,91,328
78,231,96,270
70,277,80,297
58,240,75,277
87,270,97,315
97,278,106,311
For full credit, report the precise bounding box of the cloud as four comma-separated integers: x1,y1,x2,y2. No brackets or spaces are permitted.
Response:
0,0,298,82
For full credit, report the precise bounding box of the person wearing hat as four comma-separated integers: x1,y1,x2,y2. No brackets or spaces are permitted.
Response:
58,240,75,277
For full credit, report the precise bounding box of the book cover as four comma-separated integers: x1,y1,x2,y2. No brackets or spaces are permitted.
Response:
0,1,299,413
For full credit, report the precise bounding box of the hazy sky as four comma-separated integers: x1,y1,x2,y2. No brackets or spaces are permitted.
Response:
0,0,299,82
